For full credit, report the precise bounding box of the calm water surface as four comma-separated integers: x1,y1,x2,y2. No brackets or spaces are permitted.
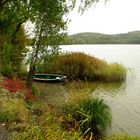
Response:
60,45,140,136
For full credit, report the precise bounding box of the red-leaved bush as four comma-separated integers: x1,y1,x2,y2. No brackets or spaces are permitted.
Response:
25,88,35,102
0,79,23,92
0,78,35,101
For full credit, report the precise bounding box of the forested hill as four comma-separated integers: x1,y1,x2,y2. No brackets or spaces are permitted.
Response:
62,31,140,44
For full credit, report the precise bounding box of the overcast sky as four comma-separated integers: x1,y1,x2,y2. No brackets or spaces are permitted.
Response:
67,0,140,35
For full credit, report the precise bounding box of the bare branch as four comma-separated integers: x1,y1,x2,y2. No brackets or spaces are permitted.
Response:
78,0,108,14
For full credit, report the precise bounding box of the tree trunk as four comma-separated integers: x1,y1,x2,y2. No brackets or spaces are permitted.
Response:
25,42,40,88
0,30,4,74
26,65,35,88
25,33,42,88
0,47,2,74
25,17,43,88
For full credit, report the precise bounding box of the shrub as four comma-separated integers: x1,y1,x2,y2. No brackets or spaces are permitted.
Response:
0,78,36,103
62,92,112,139
1,43,13,77
17,67,28,80
0,79,24,92
2,65,13,77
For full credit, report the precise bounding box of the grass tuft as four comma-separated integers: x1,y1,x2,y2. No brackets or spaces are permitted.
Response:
62,92,112,139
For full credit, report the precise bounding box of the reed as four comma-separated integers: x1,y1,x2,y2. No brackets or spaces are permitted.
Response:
100,63,126,82
37,52,126,82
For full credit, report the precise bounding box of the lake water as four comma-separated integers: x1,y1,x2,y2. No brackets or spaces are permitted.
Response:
60,45,140,136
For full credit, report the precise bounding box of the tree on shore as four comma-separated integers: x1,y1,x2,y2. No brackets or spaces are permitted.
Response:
0,0,30,75
25,0,70,88
0,0,107,87
25,0,108,88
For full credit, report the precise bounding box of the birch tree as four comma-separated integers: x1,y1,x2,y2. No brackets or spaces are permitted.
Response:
26,0,70,87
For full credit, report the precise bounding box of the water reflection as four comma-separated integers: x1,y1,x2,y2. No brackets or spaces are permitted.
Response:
94,82,126,98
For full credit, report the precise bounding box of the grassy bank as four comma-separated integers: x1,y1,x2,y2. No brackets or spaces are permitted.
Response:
0,77,112,139
0,78,80,139
0,77,140,140
37,52,126,82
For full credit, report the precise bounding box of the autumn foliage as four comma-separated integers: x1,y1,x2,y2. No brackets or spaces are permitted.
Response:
0,79,23,92
0,78,35,101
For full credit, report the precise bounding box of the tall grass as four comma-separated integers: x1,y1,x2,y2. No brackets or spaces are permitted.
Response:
10,102,82,140
37,52,126,82
0,98,29,122
62,92,112,139
100,63,126,82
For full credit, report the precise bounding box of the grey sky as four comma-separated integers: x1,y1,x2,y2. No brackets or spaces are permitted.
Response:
68,0,140,35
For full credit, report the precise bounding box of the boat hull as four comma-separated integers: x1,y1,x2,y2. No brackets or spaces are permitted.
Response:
33,74,67,82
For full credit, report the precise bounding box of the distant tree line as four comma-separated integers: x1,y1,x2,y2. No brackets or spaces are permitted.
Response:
62,31,140,44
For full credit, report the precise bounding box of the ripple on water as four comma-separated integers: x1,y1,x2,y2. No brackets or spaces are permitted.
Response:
93,82,140,136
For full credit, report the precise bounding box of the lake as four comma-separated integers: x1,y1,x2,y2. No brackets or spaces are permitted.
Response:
60,44,140,136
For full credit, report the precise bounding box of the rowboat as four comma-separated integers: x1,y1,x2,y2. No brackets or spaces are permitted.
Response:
33,74,67,82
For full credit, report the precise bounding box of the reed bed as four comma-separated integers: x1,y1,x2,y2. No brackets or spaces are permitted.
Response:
37,52,126,82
